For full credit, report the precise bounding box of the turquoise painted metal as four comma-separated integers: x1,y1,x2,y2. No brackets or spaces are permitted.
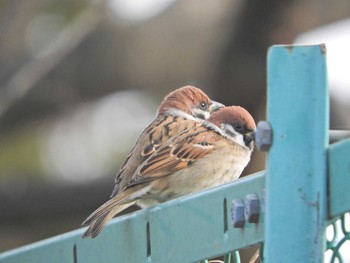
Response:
0,172,265,263
264,45,329,262
328,138,350,218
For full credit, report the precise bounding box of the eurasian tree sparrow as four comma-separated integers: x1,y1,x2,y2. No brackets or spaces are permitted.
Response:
82,106,256,238
82,86,224,238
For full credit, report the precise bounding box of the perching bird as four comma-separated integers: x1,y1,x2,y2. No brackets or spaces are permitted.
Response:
82,104,256,238
82,105,256,238
82,86,224,238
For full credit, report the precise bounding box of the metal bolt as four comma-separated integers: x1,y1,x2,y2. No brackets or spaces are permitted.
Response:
255,121,272,151
231,199,245,228
244,194,260,223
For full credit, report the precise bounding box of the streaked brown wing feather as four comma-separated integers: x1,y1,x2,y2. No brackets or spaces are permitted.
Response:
111,115,198,196
124,125,218,187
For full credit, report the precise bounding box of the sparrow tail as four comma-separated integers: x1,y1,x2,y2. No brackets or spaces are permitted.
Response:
81,190,136,238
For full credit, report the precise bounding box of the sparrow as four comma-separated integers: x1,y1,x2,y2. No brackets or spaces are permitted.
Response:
82,85,224,238
82,106,256,238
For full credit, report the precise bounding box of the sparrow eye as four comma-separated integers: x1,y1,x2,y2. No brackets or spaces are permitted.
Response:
199,102,207,110
234,122,244,133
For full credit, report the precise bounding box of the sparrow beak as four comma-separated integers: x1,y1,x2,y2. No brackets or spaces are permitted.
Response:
209,100,225,113
244,131,256,146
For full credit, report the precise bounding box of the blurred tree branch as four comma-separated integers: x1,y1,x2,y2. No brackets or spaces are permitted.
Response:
0,0,107,118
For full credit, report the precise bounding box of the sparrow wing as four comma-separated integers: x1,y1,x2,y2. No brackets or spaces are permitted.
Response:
111,115,198,196
124,124,218,188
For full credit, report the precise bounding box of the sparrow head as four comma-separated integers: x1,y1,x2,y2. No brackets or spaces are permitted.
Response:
157,86,224,120
209,106,256,150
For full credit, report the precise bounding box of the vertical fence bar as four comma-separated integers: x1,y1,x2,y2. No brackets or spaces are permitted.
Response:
264,45,329,262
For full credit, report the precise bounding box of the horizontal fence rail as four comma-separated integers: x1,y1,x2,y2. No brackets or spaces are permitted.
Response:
0,172,265,263
328,138,350,218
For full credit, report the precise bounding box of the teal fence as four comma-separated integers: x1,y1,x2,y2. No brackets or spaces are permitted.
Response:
1,45,349,263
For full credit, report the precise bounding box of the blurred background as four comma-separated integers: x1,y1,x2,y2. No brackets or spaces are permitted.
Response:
1,0,350,259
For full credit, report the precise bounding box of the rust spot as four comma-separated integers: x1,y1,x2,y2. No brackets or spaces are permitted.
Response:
313,192,321,244
285,45,294,53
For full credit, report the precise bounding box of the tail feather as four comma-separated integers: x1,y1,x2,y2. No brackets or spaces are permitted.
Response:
82,189,133,226
82,203,134,238
82,189,137,238
82,213,110,238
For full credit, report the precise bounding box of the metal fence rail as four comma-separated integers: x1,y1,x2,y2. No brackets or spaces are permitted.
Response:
0,172,265,263
1,45,349,263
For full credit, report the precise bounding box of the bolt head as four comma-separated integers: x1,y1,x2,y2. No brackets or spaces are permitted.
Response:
244,194,260,223
256,121,272,151
231,199,245,228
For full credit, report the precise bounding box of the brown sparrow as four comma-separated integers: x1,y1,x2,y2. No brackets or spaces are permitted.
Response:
82,105,256,238
82,86,224,238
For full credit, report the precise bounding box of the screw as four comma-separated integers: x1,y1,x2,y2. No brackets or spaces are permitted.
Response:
244,194,260,223
255,121,272,151
231,199,245,228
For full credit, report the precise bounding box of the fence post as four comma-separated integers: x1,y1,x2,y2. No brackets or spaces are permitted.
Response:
264,45,329,262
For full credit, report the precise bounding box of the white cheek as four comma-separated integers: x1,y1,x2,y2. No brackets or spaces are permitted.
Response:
234,134,246,148
222,124,247,149
203,111,210,119
192,108,210,120
222,123,235,135
166,109,197,121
